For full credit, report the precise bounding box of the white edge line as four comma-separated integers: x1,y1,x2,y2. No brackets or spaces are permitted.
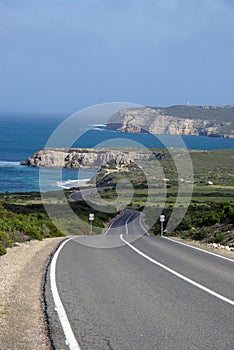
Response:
120,234,234,306
50,237,81,350
164,236,234,263
139,213,150,236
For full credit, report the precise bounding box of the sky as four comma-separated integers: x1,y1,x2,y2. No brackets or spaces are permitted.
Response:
1,0,234,115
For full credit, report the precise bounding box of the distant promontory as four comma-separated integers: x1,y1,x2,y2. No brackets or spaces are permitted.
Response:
106,105,234,138
21,148,166,168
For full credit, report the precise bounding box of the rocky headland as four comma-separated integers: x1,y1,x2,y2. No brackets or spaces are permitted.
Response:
106,105,234,137
21,148,166,168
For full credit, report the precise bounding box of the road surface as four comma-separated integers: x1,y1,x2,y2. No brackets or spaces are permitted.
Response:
47,209,234,350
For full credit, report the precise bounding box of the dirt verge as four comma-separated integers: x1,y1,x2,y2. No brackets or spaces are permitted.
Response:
170,236,234,260
0,237,66,350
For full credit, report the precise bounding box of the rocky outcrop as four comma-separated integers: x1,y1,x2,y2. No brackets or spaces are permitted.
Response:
21,148,166,168
106,106,234,137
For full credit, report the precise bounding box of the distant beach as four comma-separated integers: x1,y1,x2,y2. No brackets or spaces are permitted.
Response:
57,178,92,189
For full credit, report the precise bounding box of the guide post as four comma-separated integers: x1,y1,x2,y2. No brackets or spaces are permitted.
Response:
160,215,165,236
89,213,94,235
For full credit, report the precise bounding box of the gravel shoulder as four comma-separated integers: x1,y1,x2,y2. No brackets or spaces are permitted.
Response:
0,237,66,350
169,237,234,260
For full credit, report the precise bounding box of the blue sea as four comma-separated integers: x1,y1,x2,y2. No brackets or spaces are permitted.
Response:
0,114,234,194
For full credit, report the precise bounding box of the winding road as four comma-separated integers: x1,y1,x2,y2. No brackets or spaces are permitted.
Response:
47,209,234,350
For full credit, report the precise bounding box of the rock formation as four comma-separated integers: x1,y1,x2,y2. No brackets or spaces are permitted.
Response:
106,106,234,137
21,148,166,168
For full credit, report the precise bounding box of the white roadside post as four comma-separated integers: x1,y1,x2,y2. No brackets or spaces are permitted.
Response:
89,213,94,235
160,215,165,236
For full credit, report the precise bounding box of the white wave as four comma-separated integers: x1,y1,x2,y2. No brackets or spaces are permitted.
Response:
89,124,106,127
0,161,20,167
56,178,91,189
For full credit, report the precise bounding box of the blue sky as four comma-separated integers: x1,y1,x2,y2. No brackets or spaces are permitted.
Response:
1,0,234,114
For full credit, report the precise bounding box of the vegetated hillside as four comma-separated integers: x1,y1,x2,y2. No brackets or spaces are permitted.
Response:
106,105,234,136
94,149,234,187
93,149,234,246
150,105,234,123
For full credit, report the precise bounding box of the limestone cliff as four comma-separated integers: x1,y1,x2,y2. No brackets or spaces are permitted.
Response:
21,148,166,168
106,106,234,137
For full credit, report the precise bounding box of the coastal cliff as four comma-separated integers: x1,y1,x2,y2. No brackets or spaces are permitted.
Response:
106,105,234,137
21,148,166,168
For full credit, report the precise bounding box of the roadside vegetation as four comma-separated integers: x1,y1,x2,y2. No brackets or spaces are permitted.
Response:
0,192,116,255
146,202,234,245
92,149,234,246
0,203,63,255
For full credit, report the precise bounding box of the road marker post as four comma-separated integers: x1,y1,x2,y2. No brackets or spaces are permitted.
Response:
160,215,165,236
89,213,94,234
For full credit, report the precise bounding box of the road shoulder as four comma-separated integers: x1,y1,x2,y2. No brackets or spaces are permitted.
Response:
0,237,66,350
169,236,234,260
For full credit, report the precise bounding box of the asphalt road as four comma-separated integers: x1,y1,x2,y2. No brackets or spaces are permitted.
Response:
49,209,234,350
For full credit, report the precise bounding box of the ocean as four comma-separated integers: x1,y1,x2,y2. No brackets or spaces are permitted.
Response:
0,114,234,194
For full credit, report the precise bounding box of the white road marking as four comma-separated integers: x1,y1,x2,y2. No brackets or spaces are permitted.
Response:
125,212,134,234
50,237,81,350
104,210,125,236
105,210,148,237
138,213,150,236
120,234,234,306
164,236,234,263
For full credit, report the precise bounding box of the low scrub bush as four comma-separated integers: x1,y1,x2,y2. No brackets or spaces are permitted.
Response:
0,244,6,255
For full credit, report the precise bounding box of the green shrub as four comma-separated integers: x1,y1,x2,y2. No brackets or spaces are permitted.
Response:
0,244,6,255
209,233,225,243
